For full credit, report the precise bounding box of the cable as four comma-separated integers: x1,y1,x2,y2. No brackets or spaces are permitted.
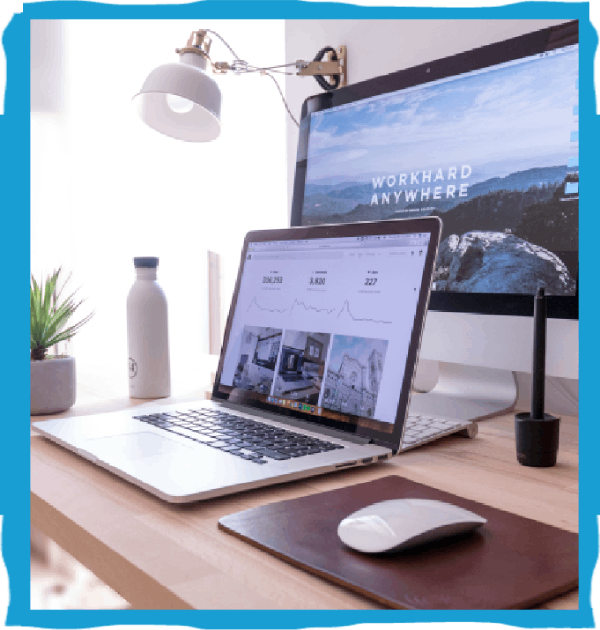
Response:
200,30,337,125
263,72,299,128
204,29,241,61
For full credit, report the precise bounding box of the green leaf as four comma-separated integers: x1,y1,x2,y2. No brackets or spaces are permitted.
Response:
30,268,93,355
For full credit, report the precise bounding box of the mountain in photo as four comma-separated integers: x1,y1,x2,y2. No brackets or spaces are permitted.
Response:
302,165,569,223
429,184,559,242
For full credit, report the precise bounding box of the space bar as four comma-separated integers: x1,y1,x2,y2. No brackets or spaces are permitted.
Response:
166,427,215,442
252,448,291,460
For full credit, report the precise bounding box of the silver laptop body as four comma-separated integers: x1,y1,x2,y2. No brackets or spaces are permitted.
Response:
33,218,444,503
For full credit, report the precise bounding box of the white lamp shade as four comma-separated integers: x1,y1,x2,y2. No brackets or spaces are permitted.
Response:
133,53,222,142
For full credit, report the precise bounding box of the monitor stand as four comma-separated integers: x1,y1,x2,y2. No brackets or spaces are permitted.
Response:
409,362,517,422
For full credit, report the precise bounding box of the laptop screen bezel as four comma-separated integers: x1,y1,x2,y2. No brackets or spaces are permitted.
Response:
211,217,441,451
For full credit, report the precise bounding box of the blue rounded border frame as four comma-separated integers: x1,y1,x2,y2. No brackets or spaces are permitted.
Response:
0,0,600,630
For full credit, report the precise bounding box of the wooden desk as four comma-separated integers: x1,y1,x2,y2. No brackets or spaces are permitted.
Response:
31,369,578,610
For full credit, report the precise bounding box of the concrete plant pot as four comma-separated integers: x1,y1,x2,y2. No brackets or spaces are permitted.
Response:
31,356,76,415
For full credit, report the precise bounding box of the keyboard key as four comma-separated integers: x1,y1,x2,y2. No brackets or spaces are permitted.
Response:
168,427,201,439
234,453,257,460
251,448,291,461
192,434,216,443
220,446,241,453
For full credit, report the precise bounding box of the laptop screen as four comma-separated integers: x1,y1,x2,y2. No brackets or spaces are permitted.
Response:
213,219,440,447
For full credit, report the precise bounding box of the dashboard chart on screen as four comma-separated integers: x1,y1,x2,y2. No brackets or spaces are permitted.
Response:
218,233,431,430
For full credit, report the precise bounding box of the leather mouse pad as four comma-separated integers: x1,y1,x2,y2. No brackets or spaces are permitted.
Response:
218,475,578,609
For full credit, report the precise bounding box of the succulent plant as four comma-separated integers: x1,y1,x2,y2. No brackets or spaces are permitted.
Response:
30,268,93,361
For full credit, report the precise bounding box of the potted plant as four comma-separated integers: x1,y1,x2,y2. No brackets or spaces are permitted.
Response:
30,269,93,415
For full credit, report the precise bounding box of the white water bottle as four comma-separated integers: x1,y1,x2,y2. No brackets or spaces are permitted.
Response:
127,257,171,398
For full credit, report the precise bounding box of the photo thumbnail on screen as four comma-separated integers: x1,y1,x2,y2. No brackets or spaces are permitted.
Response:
233,326,282,395
321,335,389,419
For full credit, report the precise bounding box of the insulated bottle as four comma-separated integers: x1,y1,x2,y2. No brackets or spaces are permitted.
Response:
127,257,171,398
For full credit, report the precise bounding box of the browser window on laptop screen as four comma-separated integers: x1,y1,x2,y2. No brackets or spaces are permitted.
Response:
215,231,432,435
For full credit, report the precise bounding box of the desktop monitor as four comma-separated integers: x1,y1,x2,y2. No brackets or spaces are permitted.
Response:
290,21,579,420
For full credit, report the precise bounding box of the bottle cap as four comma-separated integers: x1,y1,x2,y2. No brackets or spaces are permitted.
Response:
134,257,159,268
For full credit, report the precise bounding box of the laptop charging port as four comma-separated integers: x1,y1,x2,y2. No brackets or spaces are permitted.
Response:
362,458,373,464
378,454,389,461
335,461,357,468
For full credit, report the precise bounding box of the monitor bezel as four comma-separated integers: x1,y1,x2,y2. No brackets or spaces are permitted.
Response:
289,20,579,321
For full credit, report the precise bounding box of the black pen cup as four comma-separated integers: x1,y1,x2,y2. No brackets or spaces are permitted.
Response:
515,412,560,467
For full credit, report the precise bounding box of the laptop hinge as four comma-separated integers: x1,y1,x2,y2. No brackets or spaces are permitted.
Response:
372,438,399,454
217,400,372,446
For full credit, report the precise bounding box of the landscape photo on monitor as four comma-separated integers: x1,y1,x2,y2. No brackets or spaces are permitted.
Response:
302,46,579,296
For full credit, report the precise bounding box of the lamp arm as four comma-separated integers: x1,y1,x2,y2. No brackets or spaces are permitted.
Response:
186,29,347,87
177,29,348,127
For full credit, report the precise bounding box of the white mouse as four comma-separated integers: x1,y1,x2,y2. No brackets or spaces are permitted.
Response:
337,498,487,553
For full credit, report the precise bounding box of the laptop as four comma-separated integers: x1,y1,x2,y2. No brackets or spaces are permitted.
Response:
33,217,453,504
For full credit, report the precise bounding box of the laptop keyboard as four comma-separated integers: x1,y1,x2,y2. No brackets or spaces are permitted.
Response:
134,409,345,464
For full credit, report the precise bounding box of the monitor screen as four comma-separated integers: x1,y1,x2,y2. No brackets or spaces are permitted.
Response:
291,21,579,319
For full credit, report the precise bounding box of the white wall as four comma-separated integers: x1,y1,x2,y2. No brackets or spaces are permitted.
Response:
284,19,578,413
31,20,288,388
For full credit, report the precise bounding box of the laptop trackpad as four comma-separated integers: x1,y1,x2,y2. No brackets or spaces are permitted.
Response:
85,431,194,461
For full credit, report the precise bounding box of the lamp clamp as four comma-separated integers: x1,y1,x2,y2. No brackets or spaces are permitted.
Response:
296,46,347,88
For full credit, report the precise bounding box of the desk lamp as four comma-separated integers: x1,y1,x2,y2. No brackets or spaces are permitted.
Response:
133,29,347,142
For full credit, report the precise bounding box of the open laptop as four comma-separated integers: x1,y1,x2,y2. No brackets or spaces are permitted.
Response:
33,217,456,504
